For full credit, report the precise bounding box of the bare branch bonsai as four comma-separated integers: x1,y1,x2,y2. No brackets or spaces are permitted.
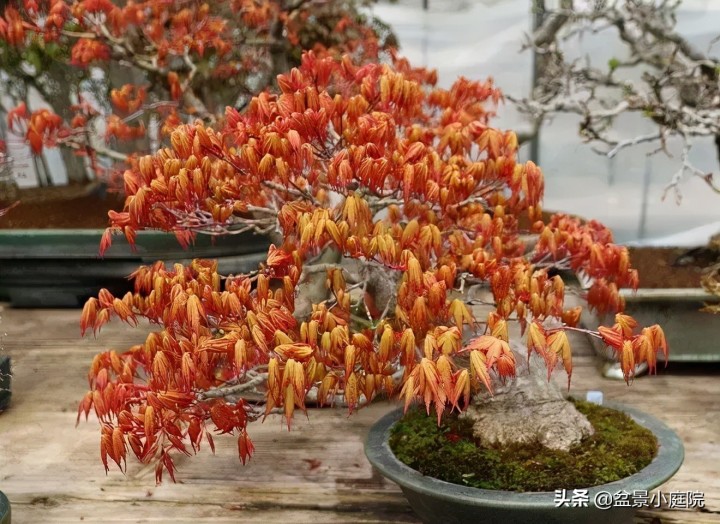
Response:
514,0,720,201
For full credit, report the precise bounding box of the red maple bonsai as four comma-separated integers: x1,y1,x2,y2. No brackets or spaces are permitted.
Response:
0,0,393,184
78,52,667,483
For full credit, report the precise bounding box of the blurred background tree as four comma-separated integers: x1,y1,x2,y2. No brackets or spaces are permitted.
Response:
0,0,396,186
516,0,720,201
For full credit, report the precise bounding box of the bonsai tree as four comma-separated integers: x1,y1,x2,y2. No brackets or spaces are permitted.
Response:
0,0,394,185
78,52,667,483
516,0,720,200
516,0,720,305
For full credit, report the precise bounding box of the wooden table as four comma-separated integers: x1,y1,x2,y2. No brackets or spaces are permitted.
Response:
0,305,718,523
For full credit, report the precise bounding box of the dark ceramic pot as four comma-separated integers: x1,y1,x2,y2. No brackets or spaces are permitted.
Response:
585,288,720,363
365,402,684,524
0,229,269,307
0,356,9,412
0,491,8,524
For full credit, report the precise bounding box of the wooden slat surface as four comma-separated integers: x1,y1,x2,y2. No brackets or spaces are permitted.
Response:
0,305,718,523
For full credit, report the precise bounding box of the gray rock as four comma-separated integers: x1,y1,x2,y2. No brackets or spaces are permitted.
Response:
461,345,593,452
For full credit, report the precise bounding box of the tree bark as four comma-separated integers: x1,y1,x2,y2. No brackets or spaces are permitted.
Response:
462,346,594,452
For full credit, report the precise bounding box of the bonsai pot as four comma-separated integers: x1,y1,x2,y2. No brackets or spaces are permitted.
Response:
583,245,720,363
365,402,683,524
0,229,269,307
0,356,9,524
586,288,720,364
0,491,9,524
0,355,9,412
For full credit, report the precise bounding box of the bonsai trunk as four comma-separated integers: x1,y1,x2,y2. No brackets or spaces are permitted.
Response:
462,347,594,452
60,146,89,185
43,65,90,184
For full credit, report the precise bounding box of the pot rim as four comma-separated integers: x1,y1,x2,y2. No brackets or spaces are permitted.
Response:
364,401,684,510
0,228,269,259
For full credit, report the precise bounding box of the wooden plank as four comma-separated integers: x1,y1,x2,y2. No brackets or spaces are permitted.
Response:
636,510,720,523
0,305,719,523
16,503,418,523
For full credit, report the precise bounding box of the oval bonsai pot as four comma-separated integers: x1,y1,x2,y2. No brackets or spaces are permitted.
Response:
365,402,683,524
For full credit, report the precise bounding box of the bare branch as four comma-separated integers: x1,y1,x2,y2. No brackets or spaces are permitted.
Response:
513,0,720,186
606,132,663,158
197,373,268,400
662,138,709,203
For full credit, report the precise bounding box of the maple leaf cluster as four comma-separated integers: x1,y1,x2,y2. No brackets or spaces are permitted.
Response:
78,52,668,483
0,0,391,178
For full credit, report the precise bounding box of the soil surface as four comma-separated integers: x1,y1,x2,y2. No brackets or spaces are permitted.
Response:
389,399,657,492
0,184,125,229
628,246,716,289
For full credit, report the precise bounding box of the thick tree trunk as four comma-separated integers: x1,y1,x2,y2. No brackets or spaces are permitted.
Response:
294,247,342,321
462,346,594,452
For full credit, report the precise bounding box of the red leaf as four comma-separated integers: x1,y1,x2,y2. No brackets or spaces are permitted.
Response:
237,431,254,465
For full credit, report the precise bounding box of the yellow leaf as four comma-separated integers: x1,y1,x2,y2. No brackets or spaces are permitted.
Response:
451,369,470,409
465,335,509,370
274,343,314,361
547,331,571,382
635,332,655,374
275,330,294,345
547,331,570,356
469,350,493,394
186,294,204,334
649,324,669,363
266,357,281,406
436,355,454,398
526,322,547,359
614,313,638,337
379,326,394,363
621,340,635,384
344,344,356,379
407,256,423,290
234,339,247,371
345,372,359,413
400,328,416,366
399,374,417,413
317,372,338,407
437,327,461,355
144,406,155,438
283,385,295,427
491,318,509,342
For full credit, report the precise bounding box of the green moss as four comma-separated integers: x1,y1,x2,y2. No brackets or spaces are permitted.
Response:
388,399,658,492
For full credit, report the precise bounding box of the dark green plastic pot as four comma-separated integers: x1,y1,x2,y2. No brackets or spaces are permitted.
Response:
0,357,9,523
0,229,269,307
0,356,9,412
0,491,9,524
365,402,684,524
586,288,720,363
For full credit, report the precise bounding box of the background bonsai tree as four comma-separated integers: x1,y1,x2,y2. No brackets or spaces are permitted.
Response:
516,0,720,304
0,0,394,186
516,0,720,199
78,52,667,483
